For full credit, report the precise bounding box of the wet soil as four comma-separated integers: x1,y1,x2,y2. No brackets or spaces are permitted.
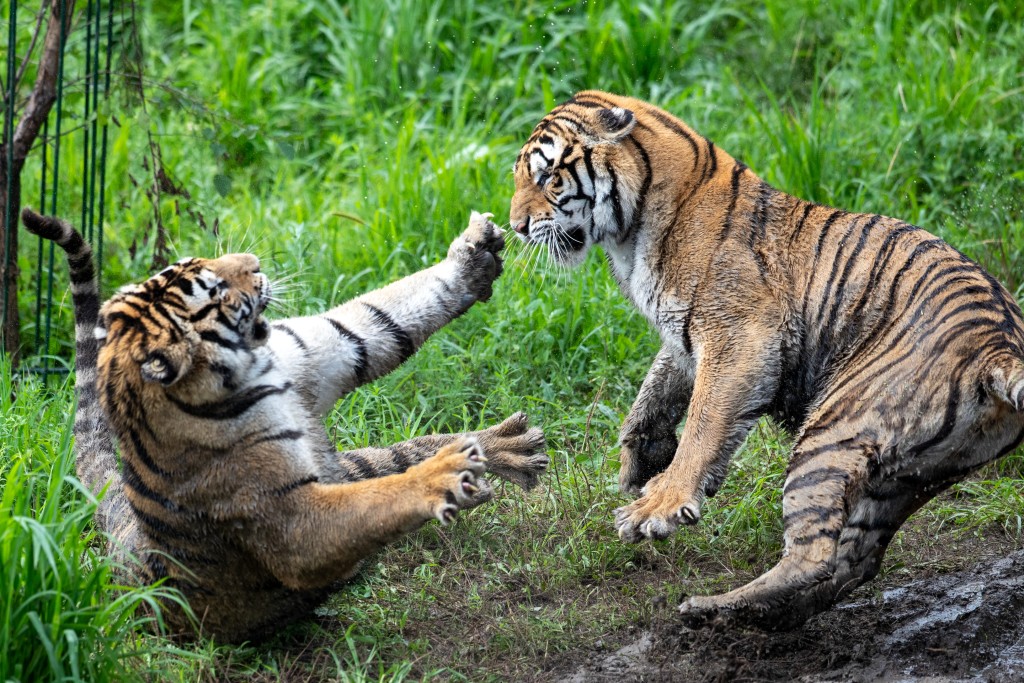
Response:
558,547,1024,682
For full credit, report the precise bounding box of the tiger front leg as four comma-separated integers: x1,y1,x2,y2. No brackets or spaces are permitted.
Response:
256,438,488,590
614,334,780,542
334,412,548,491
618,346,694,496
267,211,506,417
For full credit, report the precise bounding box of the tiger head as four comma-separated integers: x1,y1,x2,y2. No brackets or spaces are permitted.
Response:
510,91,644,267
96,253,271,406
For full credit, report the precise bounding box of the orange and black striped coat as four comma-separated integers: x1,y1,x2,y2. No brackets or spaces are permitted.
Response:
510,91,1024,628
23,209,547,642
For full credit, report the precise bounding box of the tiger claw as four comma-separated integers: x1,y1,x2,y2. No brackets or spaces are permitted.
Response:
438,504,459,525
678,503,701,524
458,436,487,462
614,506,645,543
640,517,674,540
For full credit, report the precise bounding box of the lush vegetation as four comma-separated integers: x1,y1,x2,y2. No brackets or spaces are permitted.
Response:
3,0,1023,680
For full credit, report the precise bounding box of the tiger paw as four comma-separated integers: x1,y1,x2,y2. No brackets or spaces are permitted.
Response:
448,211,506,303
677,595,734,629
417,437,491,524
473,412,548,490
678,594,795,631
613,475,702,542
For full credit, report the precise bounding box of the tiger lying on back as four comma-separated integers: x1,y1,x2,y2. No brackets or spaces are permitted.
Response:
510,91,1024,628
22,208,548,643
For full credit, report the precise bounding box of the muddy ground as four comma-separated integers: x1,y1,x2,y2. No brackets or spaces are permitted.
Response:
558,547,1024,682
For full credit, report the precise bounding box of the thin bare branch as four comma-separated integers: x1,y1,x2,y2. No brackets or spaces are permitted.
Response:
12,0,77,164
13,6,50,95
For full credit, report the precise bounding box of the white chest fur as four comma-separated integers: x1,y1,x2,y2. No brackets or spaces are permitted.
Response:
606,236,663,327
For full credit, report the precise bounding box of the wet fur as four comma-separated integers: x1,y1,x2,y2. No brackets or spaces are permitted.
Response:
510,91,1024,628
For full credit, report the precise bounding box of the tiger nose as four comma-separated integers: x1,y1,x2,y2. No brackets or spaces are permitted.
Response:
513,217,530,236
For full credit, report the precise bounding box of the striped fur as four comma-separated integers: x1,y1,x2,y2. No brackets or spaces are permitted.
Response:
23,208,547,642
510,91,1024,628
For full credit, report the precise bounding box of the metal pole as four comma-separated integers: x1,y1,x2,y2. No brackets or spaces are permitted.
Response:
96,0,115,291
43,0,69,382
81,0,92,242
35,119,48,352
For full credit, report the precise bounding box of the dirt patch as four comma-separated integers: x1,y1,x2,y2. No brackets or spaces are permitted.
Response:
558,548,1024,682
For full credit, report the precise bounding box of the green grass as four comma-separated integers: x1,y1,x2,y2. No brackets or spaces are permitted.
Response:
0,363,193,682
3,0,1024,679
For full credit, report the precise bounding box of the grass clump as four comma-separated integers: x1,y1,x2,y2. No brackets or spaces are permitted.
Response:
0,362,189,683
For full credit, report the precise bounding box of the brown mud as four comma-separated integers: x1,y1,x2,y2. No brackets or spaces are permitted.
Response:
558,548,1024,682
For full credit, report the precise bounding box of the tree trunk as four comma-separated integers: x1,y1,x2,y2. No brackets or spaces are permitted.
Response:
0,0,76,363
1,165,23,359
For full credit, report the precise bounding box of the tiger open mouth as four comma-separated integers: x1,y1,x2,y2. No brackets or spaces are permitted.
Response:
250,274,272,343
550,226,586,254
564,227,586,250
517,219,589,263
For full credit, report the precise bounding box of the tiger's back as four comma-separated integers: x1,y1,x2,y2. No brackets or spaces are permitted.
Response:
708,174,1024,443
786,203,1024,434
510,90,1024,628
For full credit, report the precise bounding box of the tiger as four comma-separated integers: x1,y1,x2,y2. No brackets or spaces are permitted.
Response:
21,207,548,643
509,90,1024,628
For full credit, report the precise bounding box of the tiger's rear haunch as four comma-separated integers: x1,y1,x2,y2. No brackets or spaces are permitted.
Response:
22,208,548,643
510,91,1024,628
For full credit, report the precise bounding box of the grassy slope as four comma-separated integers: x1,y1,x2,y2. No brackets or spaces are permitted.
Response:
3,0,1023,680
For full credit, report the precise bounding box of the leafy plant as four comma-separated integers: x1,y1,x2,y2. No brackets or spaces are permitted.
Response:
0,363,188,683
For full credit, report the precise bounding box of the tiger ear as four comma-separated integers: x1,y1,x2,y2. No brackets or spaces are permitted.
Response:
140,345,191,386
593,107,636,143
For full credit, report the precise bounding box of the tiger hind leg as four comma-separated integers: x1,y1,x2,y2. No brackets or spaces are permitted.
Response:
677,420,1021,629
678,438,870,628
780,488,926,626
332,412,547,492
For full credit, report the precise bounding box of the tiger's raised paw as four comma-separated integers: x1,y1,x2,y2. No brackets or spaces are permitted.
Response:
473,412,548,490
415,437,491,524
448,211,506,304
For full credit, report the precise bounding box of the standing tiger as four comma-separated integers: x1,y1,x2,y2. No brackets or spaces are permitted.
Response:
22,208,548,642
510,91,1024,628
